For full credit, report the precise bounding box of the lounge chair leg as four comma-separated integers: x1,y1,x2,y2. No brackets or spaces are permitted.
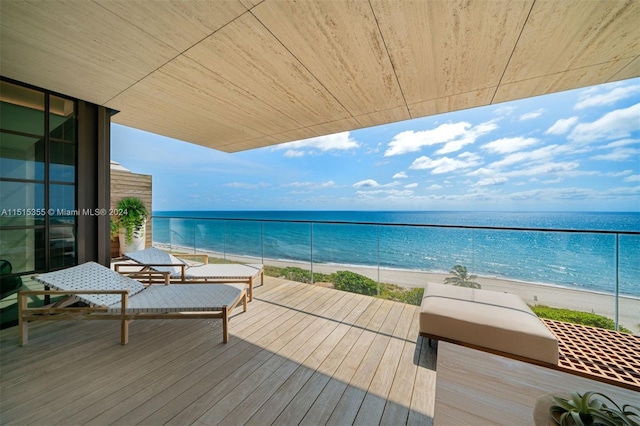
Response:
243,291,248,312
222,307,229,343
121,320,129,345
18,293,28,346
121,294,129,345
248,277,253,302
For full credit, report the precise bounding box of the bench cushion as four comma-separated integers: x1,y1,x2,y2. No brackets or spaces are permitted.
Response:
420,282,558,364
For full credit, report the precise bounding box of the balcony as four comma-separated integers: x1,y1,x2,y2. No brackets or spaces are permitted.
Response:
2,216,638,425
0,275,436,425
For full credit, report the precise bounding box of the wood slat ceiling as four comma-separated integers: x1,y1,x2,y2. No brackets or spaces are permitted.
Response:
1,0,638,152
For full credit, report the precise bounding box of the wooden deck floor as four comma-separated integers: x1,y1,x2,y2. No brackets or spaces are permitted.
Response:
0,277,436,425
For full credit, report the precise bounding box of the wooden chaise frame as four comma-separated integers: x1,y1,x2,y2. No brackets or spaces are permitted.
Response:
18,265,247,346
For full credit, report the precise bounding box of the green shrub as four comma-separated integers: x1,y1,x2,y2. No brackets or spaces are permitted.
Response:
270,266,329,284
330,270,378,296
531,305,631,333
379,283,424,306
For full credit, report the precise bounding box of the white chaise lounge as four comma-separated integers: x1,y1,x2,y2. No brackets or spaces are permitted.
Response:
19,262,247,345
118,247,263,302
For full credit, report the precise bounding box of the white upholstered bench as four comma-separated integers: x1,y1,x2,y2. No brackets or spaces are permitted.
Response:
419,282,558,365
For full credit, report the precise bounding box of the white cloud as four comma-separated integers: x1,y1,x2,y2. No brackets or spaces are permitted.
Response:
489,144,568,168
591,148,640,161
476,177,508,186
404,183,418,188
606,170,633,177
427,184,443,190
275,131,360,156
624,175,640,182
282,180,336,189
353,179,380,189
435,121,499,155
519,109,543,121
502,161,580,178
482,137,539,154
284,150,305,158
493,105,517,117
569,103,640,143
355,189,414,197
410,152,482,174
545,117,579,135
384,121,497,157
603,139,639,149
575,84,640,110
393,171,408,179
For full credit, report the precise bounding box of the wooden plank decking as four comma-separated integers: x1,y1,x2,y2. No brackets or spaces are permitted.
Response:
0,277,436,425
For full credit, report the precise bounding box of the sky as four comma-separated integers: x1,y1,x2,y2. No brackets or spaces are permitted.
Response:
111,78,640,212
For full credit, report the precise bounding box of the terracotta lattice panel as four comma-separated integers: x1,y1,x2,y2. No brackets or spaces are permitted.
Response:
543,319,640,391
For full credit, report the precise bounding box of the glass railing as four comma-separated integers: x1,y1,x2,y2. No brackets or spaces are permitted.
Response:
152,216,640,335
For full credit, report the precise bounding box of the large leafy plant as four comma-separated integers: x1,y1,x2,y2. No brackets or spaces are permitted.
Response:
115,197,148,244
550,391,639,426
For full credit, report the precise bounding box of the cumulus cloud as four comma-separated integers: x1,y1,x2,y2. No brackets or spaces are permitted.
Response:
410,152,482,174
575,84,640,110
427,184,443,190
482,137,539,154
519,109,543,121
352,179,380,189
404,183,418,188
436,121,499,155
384,121,497,157
393,171,408,179
624,175,640,182
274,131,360,156
569,103,640,143
545,117,579,135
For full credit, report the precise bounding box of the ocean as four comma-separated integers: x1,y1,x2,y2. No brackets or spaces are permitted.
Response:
152,211,640,297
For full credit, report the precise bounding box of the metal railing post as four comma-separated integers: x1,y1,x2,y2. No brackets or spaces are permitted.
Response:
310,223,314,285
615,234,619,331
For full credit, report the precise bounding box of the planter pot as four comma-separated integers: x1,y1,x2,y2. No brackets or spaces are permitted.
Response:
118,221,145,256
534,392,571,426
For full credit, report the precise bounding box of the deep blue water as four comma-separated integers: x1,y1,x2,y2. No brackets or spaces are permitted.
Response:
153,211,640,297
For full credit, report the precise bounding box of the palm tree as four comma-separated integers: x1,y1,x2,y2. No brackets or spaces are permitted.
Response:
444,265,481,289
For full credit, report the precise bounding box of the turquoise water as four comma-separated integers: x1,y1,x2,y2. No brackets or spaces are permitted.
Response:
153,211,640,297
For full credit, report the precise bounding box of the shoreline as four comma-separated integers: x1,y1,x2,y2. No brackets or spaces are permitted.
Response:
155,242,640,334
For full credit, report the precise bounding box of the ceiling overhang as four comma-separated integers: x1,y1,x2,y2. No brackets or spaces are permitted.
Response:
1,0,638,152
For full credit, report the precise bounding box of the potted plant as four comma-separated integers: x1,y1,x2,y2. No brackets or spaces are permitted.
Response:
535,391,640,426
114,197,148,255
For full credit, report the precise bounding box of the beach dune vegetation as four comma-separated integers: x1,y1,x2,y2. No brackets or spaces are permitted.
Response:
443,264,481,289
330,270,378,296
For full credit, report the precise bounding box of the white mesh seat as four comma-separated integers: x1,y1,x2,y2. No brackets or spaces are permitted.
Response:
120,247,263,301
19,262,247,346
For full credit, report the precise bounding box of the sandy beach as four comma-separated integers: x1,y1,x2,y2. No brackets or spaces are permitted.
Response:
157,244,640,335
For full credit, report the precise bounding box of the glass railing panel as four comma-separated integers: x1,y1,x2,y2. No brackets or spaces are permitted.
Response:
619,234,640,334
220,220,262,262
376,226,475,303
166,217,196,253
261,221,313,281
152,216,170,250
312,223,380,295
149,215,637,334
193,219,226,259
